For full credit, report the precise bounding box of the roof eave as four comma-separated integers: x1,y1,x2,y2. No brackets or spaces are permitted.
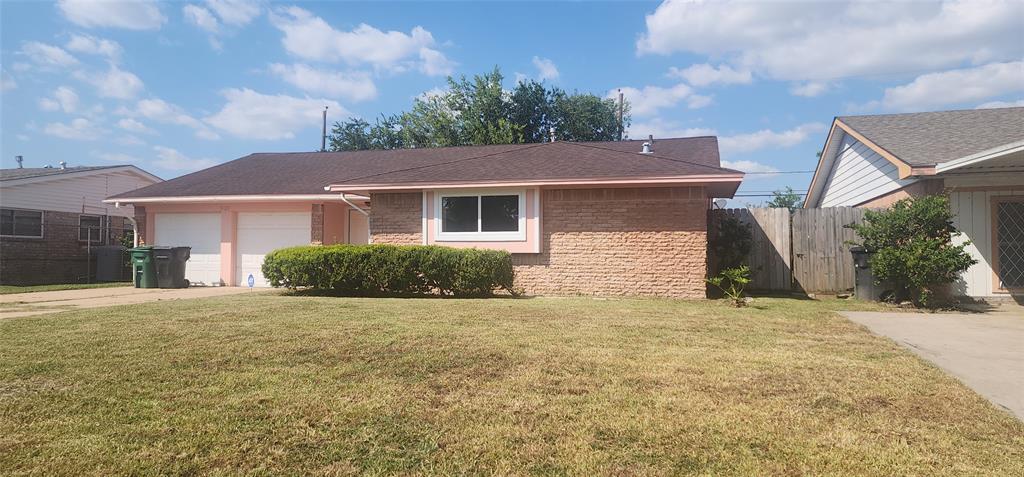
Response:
934,139,1024,174
102,193,368,205
326,174,745,194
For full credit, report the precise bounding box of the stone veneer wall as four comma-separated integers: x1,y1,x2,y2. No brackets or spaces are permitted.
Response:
368,192,423,245
368,187,709,298
513,187,708,298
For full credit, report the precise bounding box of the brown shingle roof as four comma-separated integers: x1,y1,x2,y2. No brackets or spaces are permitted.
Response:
838,107,1024,166
110,137,736,199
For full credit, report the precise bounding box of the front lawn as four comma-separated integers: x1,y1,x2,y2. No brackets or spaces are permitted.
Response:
1,296,1020,475
0,282,131,295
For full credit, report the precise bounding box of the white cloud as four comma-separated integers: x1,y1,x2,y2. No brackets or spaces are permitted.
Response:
720,160,779,174
718,123,826,155
532,56,559,81
626,118,716,140
269,63,377,102
152,145,218,171
205,0,261,26
637,0,1023,83
204,88,346,140
39,86,80,113
789,81,831,98
43,118,104,140
419,47,456,76
19,41,79,68
117,118,154,134
183,4,220,33
610,83,710,117
65,33,122,59
115,135,147,146
92,151,143,163
869,61,1024,111
976,99,1024,109
2,70,18,91
74,64,144,99
58,0,166,30
121,97,220,139
269,6,453,74
668,63,751,87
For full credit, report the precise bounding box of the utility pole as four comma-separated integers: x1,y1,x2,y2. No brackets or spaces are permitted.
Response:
320,106,328,152
617,89,624,141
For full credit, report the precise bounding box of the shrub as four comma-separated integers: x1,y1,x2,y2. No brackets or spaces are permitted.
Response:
261,244,515,297
706,266,751,307
849,195,977,307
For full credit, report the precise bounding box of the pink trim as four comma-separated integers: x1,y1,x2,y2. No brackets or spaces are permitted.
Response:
328,174,743,192
424,188,541,253
220,209,236,285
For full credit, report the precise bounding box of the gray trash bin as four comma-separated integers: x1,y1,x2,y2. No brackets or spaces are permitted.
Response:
851,246,885,301
95,245,126,282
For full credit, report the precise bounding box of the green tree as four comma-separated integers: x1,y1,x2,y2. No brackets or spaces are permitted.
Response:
849,195,977,307
766,186,803,210
327,67,629,151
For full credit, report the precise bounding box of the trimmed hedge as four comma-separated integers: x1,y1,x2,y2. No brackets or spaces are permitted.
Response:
261,244,516,297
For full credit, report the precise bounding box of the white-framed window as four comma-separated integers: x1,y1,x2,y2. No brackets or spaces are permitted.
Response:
79,214,106,243
0,208,43,238
435,190,526,241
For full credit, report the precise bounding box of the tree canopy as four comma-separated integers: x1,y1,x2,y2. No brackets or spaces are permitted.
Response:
328,67,630,151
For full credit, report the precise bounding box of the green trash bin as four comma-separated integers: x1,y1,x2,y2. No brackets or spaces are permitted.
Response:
130,246,158,288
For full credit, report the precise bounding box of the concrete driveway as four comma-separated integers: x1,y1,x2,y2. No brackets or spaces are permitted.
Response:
1,286,252,319
842,310,1023,419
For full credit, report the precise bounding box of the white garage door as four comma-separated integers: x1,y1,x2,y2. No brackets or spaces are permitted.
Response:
153,213,222,286
236,212,311,287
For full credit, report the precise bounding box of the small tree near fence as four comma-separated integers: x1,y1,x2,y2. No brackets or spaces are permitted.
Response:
849,195,976,307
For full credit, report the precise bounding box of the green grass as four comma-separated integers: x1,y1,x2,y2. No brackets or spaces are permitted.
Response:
1,295,1020,475
0,282,131,295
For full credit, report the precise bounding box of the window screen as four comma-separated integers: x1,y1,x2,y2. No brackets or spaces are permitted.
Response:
996,201,1024,289
481,195,519,232
441,196,478,232
1,209,43,237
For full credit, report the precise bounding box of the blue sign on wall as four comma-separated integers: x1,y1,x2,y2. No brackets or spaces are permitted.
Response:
247,273,255,288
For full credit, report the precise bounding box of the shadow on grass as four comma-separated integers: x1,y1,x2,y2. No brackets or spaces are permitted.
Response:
279,288,531,300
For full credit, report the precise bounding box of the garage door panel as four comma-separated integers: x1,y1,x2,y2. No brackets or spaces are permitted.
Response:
153,213,222,286
236,212,310,287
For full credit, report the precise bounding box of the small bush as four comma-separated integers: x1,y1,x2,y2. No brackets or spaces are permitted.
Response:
849,195,977,307
706,266,751,307
261,244,515,297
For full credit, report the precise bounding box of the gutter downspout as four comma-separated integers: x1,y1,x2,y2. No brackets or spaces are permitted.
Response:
114,202,140,247
340,193,369,216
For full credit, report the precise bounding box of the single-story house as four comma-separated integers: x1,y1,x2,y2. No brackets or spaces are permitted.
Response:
105,137,743,297
1,163,162,285
804,107,1023,298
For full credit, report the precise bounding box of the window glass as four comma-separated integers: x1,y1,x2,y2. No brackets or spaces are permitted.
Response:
442,196,478,232
80,215,103,241
1,209,42,237
481,195,519,232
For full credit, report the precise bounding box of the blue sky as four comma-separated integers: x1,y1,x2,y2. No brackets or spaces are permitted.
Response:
2,0,1022,203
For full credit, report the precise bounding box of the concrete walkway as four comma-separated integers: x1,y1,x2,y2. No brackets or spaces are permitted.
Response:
842,310,1023,419
0,286,252,319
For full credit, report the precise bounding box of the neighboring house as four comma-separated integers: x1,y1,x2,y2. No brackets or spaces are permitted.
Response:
0,164,162,285
106,137,743,297
804,107,1024,298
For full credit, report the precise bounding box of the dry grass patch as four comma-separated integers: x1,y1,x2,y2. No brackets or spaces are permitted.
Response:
0,295,1020,475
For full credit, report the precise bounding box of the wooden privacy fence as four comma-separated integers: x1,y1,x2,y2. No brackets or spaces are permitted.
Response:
709,207,869,294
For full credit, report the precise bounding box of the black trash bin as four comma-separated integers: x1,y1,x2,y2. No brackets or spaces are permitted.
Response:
851,246,883,301
170,246,191,288
153,246,176,288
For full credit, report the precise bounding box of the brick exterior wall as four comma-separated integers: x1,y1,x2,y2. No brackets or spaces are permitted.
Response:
369,192,422,245
134,206,147,244
311,203,324,245
856,179,944,208
368,187,709,298
0,210,131,285
514,187,708,298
